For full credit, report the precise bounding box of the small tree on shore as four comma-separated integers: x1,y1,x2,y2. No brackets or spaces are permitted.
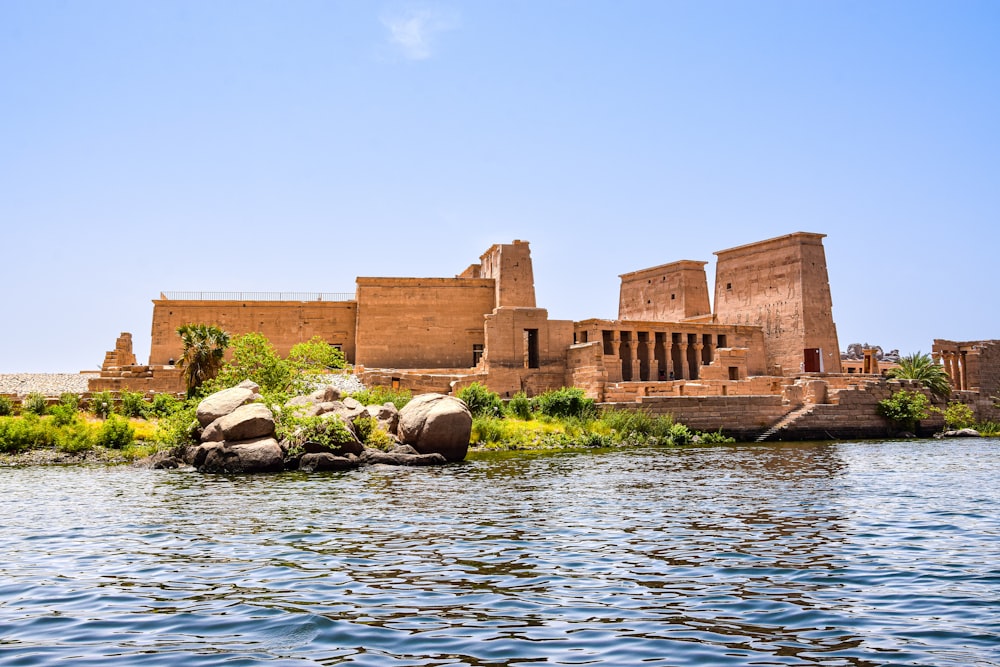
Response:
177,324,231,397
887,351,951,398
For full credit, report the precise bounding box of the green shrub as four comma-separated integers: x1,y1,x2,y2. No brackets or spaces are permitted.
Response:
276,413,357,450
89,391,116,419
350,386,412,409
941,401,975,430
599,409,679,444
695,429,736,444
0,415,56,453
58,393,81,411
119,390,148,419
154,403,200,448
56,422,94,453
668,422,693,445
507,392,532,420
22,392,48,416
534,387,596,420
353,415,396,451
212,332,293,396
50,404,78,427
0,396,13,417
146,393,183,418
456,382,504,418
95,415,135,449
976,421,1000,436
877,390,931,432
288,336,347,372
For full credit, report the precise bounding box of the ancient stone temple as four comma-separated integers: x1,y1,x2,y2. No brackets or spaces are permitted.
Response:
122,232,846,402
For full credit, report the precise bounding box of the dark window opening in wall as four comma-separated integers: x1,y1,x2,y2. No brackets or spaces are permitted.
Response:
391,377,401,390
729,367,739,381
671,293,675,300
602,330,614,355
717,334,728,348
726,283,732,290
472,344,484,366
330,343,342,351
524,329,539,369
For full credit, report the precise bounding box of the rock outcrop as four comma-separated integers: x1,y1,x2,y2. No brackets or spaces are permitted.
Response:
397,393,472,462
179,384,465,473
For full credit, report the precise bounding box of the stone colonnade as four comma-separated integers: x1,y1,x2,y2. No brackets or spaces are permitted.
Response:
935,350,967,390
594,328,728,382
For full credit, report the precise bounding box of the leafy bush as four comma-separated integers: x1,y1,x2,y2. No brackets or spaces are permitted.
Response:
941,401,975,430
668,422,693,445
89,391,116,419
695,429,736,444
877,389,931,432
353,415,396,451
0,415,56,453
534,387,596,420
50,404,78,427
350,386,412,409
147,392,183,418
507,392,532,420
288,336,347,372
976,421,1000,436
276,413,357,450
212,332,293,397
119,390,148,419
457,382,504,418
95,415,135,449
22,392,48,416
0,396,13,417
154,403,200,448
56,422,94,453
598,409,678,444
58,393,81,411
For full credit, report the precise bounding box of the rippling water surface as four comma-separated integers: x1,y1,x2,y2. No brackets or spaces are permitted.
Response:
1,440,998,666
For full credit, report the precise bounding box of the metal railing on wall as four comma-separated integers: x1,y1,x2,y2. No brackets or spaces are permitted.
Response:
160,292,356,302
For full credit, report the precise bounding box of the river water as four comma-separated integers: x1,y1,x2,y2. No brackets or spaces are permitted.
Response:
1,439,998,666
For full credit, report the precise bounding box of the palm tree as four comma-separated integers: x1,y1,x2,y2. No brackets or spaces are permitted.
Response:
176,324,231,397
887,351,952,398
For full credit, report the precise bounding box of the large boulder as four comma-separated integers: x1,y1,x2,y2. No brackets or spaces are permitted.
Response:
201,403,275,443
299,452,361,472
196,384,259,427
361,446,448,466
397,393,472,462
198,436,284,473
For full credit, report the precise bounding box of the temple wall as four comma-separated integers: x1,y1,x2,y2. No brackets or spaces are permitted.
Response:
714,232,841,375
618,260,711,321
150,299,357,366
354,278,495,369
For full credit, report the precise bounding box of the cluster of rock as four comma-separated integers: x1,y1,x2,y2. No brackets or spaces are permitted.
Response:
164,381,473,473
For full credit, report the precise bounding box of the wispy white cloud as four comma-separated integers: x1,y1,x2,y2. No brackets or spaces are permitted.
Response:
380,5,459,60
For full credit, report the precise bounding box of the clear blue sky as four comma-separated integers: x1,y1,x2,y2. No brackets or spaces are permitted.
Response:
2,1,997,373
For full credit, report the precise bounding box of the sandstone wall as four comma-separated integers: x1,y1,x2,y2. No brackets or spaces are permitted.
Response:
481,308,574,397
355,278,495,369
150,299,357,365
618,260,711,321
714,232,841,376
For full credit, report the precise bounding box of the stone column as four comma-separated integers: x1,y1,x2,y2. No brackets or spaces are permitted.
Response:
678,341,689,380
646,337,658,382
693,342,704,380
664,339,674,380
629,333,640,382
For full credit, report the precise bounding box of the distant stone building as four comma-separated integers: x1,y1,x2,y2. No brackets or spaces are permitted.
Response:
127,232,841,401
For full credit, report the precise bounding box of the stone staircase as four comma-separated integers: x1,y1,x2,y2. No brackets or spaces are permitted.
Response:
755,404,815,443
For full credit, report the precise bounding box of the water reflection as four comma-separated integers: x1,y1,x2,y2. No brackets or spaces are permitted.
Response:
0,441,997,666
